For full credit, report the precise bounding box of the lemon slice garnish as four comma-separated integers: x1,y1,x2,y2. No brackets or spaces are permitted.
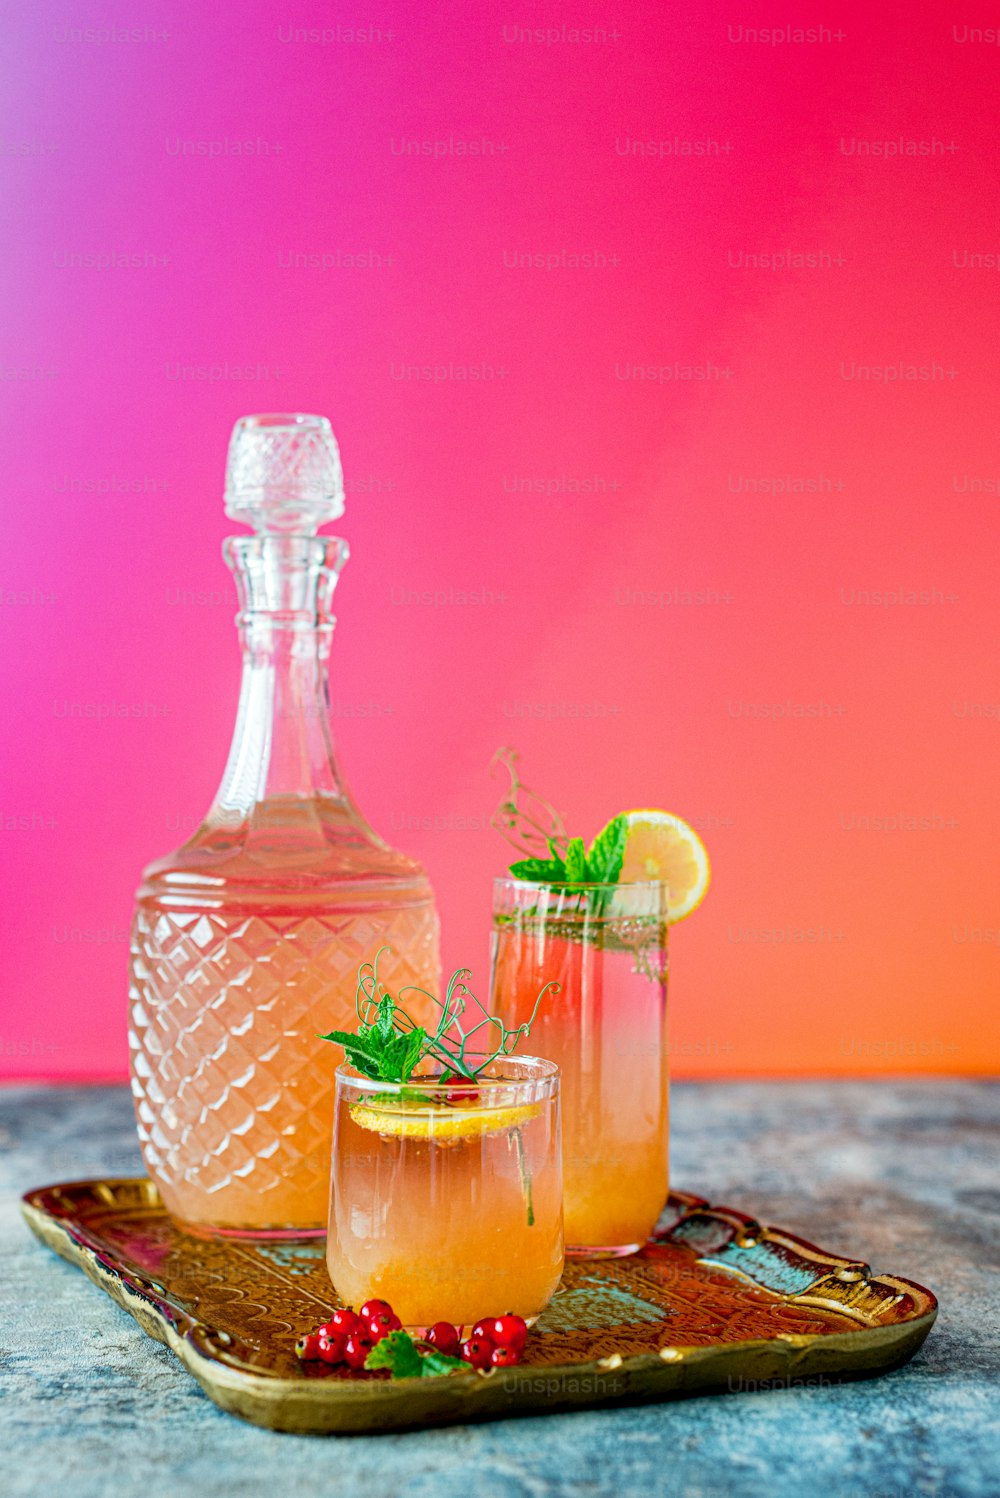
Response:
616,808,711,922
349,1097,541,1140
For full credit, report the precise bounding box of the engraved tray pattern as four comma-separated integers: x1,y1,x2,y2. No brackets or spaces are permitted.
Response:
21,1179,937,1435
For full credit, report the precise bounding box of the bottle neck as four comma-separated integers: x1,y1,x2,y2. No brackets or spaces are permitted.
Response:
212,535,351,815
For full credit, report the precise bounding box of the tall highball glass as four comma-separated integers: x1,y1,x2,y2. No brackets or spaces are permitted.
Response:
489,879,668,1255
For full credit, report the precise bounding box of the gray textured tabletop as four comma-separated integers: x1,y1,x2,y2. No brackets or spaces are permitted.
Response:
1,1080,997,1498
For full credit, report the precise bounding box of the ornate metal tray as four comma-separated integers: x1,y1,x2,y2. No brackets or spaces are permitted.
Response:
21,1179,937,1434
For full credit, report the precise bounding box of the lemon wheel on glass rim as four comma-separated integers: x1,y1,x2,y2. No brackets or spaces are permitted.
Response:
349,1097,542,1141
618,809,711,922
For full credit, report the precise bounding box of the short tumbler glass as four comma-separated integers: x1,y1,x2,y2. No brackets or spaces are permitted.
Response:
327,1057,563,1331
489,878,669,1256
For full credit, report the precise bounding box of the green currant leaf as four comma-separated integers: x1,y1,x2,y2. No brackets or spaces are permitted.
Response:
420,1349,468,1377
364,1331,469,1379
365,1331,424,1378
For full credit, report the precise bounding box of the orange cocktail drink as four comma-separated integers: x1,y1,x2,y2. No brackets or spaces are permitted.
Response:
327,1058,563,1330
490,879,669,1256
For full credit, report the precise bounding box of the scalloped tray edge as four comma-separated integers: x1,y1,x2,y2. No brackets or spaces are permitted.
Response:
21,1180,938,1435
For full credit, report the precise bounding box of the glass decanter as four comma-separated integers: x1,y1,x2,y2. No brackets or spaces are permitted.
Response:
128,413,441,1238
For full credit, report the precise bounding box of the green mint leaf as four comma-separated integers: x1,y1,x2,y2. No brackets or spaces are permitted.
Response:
509,857,567,881
399,1026,426,1082
369,1086,433,1107
376,1042,403,1081
318,1027,378,1051
365,1330,424,1378
354,1040,384,1065
379,1032,418,1082
348,1058,380,1081
346,1049,382,1081
344,1023,428,1086
375,991,395,1043
587,814,627,885
320,1024,386,1060
320,1029,382,1063
318,1028,385,1081
563,836,588,883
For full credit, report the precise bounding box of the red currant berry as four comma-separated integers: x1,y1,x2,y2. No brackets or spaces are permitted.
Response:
366,1309,402,1344
343,1331,374,1370
322,1308,362,1338
471,1319,492,1342
460,1335,496,1371
489,1314,528,1354
317,1332,347,1365
425,1321,461,1357
294,1333,322,1360
359,1298,394,1323
437,1073,477,1103
490,1344,522,1367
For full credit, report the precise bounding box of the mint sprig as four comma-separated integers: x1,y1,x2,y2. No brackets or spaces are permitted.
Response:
509,814,627,889
508,857,566,881
563,836,587,882
365,1330,468,1379
492,749,628,890
321,1007,427,1084
320,949,556,1084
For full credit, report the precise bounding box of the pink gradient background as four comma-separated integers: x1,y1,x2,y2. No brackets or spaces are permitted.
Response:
2,1,999,1080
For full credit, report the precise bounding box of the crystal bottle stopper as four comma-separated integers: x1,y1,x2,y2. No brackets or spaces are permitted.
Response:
223,413,345,535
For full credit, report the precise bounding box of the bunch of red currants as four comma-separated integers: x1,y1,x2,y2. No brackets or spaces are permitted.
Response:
425,1311,528,1369
295,1298,529,1371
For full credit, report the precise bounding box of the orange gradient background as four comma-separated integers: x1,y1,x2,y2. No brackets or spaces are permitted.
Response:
2,1,999,1080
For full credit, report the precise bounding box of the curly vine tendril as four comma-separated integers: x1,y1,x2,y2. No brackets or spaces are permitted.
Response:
355,945,559,1081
